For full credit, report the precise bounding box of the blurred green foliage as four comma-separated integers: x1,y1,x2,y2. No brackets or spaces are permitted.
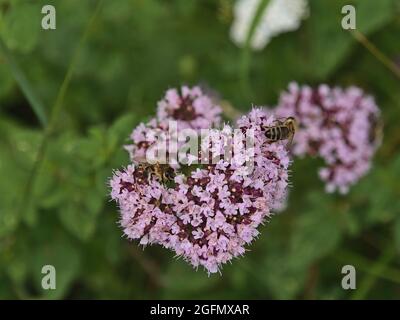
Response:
0,0,400,299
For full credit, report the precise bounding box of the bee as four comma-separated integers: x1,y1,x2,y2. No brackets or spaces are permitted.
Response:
263,117,297,147
136,162,175,185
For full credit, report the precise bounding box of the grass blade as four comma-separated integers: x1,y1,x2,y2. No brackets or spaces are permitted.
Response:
0,37,48,127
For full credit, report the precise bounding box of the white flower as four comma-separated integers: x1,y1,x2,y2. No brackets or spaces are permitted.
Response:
230,0,309,50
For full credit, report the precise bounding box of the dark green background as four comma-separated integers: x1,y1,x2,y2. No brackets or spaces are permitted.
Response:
0,0,399,299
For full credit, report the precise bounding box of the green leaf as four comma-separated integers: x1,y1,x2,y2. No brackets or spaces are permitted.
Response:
58,199,100,242
30,230,81,299
108,114,136,143
0,1,41,53
0,64,13,98
352,154,400,226
289,192,343,269
237,219,307,299
0,119,43,235
3,212,81,299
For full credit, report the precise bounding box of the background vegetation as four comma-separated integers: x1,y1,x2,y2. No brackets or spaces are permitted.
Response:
0,0,399,299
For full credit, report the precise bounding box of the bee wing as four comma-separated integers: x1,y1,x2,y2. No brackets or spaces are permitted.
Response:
286,133,294,148
273,118,288,125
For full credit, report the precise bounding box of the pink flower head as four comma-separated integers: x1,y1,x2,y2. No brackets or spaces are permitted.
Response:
125,86,222,166
124,117,181,167
275,82,381,194
124,118,166,163
157,85,222,130
110,164,177,245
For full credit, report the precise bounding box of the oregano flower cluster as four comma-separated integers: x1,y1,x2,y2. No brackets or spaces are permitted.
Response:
110,83,381,273
274,83,381,194
110,86,290,274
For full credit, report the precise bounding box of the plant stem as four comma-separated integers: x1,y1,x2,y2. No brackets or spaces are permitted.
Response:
220,100,243,120
18,0,104,217
239,0,270,98
0,38,47,127
351,30,400,80
303,263,319,299
129,246,165,288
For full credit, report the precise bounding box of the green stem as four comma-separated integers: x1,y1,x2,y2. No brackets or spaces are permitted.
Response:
351,30,400,80
18,0,104,217
48,0,103,137
239,0,270,98
220,100,243,120
0,38,47,127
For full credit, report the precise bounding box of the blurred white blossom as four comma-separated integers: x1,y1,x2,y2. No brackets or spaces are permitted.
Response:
230,0,309,50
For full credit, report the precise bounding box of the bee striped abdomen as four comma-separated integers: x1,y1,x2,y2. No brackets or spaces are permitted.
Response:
263,117,296,147
265,127,277,140
265,126,289,141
